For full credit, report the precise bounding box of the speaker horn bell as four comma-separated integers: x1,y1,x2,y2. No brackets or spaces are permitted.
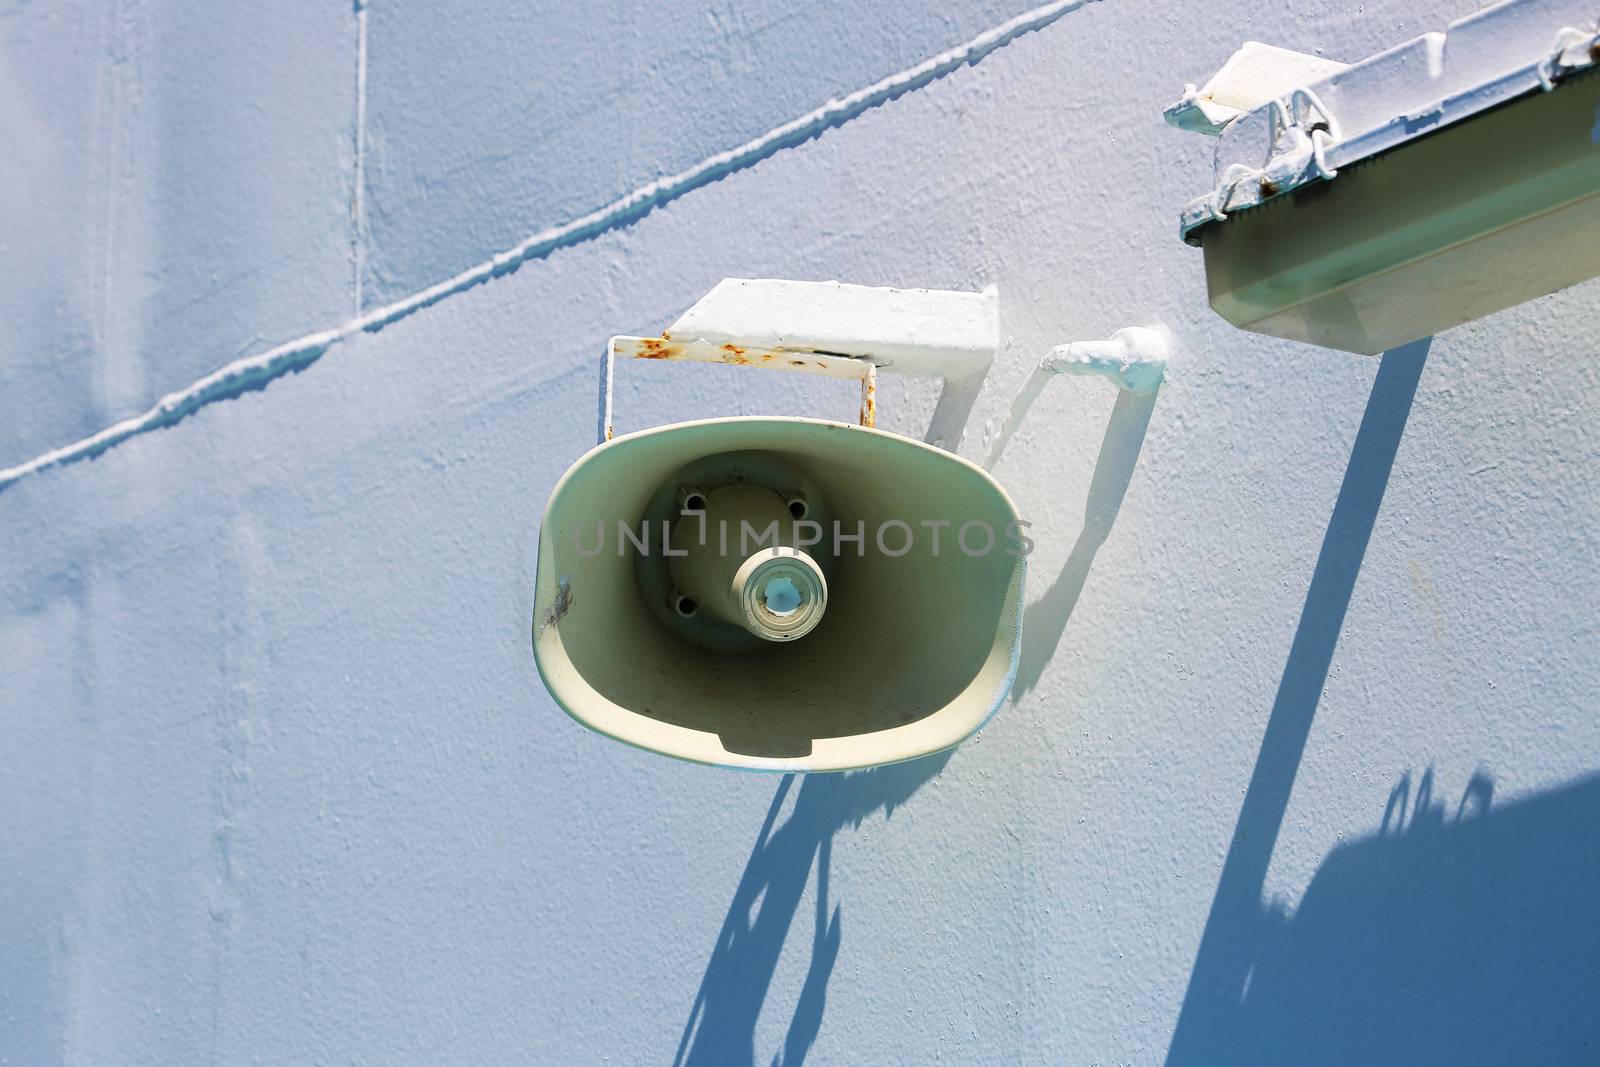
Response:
533,416,1024,771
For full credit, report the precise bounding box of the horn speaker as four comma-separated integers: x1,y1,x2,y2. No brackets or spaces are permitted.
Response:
533,416,1024,771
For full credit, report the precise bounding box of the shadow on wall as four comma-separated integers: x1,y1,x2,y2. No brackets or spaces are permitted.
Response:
672,752,950,1067
1168,338,1434,1062
1012,387,1159,700
1166,336,1600,1058
1181,767,1600,1063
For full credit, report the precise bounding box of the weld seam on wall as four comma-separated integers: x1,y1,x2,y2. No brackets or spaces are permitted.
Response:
0,0,1098,494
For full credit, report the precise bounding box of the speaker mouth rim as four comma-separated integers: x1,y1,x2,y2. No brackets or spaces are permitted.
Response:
532,416,1026,772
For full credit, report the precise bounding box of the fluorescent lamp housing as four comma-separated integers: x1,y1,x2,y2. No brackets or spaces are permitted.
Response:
1171,0,1600,354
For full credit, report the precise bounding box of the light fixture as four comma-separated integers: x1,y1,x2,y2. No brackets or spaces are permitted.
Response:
1168,0,1600,353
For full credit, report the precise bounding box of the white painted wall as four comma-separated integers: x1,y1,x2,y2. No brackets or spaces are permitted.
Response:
3,1,1597,1063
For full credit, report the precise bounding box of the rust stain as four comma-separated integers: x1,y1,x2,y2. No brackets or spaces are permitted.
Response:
719,342,751,365
789,359,808,367
860,376,877,427
637,337,679,360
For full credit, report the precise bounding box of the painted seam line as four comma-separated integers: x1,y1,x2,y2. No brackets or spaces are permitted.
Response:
0,0,1097,494
352,0,370,317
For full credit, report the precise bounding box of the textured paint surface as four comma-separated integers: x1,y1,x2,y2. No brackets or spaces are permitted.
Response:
3,1,1599,1064
0,0,354,470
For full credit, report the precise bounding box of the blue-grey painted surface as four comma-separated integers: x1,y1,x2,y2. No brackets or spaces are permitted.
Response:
2,1,1597,1063
0,0,353,470
358,1,1023,306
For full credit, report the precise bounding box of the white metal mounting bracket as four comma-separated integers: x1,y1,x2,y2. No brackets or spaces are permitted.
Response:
598,278,1000,450
1201,86,1343,224
1164,42,1350,135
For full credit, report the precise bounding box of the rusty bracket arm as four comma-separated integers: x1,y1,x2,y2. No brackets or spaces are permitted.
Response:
598,335,878,443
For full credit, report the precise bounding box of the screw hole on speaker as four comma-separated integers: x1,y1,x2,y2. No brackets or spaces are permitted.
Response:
683,492,707,512
675,596,699,617
787,497,808,520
